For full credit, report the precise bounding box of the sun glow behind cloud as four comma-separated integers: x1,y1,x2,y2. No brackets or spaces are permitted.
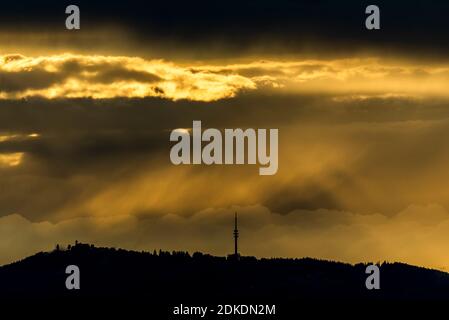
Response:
0,153,23,167
0,133,40,142
0,133,38,167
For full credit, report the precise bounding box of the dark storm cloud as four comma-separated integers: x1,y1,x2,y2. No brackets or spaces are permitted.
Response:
0,69,64,92
264,184,342,214
1,93,449,221
0,94,443,137
0,0,448,59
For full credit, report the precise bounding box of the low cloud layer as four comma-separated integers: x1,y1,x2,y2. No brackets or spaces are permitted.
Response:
2,204,449,271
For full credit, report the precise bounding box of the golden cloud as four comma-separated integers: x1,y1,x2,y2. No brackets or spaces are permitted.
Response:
2,54,449,101
0,133,39,142
192,58,449,98
0,53,256,101
0,153,23,167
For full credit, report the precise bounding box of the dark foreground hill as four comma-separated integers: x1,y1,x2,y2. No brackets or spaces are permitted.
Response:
1,243,449,316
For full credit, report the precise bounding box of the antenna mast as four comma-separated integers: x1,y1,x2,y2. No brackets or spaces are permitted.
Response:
234,212,239,256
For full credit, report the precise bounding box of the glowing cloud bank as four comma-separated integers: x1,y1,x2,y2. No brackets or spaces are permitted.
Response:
3,54,449,101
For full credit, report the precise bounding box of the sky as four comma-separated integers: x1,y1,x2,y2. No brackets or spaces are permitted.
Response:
2,0,449,270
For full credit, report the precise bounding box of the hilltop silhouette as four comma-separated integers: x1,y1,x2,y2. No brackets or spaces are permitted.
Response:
2,242,449,304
